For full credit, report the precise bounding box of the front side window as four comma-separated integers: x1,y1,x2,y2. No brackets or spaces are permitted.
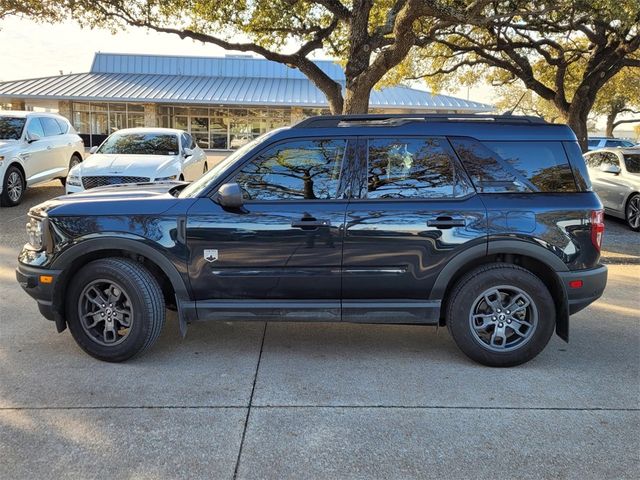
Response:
366,137,457,199
624,154,640,173
234,139,346,201
26,118,45,138
98,133,179,155
605,140,623,147
0,116,26,140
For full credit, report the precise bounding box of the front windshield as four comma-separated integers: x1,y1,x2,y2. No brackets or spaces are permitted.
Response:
0,117,26,140
179,129,284,198
624,154,640,174
98,132,179,155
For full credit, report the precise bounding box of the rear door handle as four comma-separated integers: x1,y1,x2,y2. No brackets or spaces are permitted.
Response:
427,216,466,229
291,218,331,230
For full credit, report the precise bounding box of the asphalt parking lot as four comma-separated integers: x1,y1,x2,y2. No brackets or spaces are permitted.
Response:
1,182,639,479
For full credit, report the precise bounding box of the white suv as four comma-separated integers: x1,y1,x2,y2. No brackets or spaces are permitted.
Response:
0,111,84,206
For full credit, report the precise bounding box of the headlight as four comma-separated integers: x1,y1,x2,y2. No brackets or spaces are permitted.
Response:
155,175,178,181
26,216,44,250
66,174,82,187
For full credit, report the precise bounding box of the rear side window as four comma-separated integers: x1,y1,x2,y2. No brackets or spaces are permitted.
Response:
366,137,470,199
450,137,577,193
41,117,63,136
55,118,69,134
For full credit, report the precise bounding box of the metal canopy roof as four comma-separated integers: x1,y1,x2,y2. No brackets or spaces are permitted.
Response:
0,53,493,112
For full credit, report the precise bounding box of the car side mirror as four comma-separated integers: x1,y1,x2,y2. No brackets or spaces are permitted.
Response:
89,146,98,154
25,131,41,143
216,182,244,209
600,164,621,175
183,148,194,157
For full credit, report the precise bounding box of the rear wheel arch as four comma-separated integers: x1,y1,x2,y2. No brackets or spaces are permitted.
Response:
434,241,568,340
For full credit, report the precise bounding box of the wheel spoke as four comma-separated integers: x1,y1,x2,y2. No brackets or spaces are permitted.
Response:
472,313,495,331
504,293,530,315
483,289,503,313
489,324,508,348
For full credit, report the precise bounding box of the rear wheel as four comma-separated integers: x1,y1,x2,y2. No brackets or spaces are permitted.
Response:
626,193,640,231
60,154,82,187
66,258,165,362
1,165,25,207
446,263,555,367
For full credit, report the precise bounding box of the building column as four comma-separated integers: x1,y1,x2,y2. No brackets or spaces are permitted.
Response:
58,100,72,121
144,103,158,127
291,107,305,124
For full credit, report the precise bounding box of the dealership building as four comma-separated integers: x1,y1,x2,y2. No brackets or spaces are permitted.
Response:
0,52,492,150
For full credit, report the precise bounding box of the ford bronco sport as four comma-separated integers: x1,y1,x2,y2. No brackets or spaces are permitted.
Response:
16,114,608,366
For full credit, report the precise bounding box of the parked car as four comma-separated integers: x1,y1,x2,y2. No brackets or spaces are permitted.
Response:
0,111,84,206
65,128,208,194
587,136,636,151
17,114,607,367
584,148,640,231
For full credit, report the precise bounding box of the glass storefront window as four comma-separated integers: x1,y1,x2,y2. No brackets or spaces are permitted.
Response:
72,102,298,149
128,113,145,128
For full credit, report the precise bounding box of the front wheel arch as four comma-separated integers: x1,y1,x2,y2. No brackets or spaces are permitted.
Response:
50,237,191,331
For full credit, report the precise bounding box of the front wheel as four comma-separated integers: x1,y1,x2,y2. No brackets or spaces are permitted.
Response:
60,154,82,187
1,165,25,207
626,193,640,231
446,263,555,367
65,258,165,362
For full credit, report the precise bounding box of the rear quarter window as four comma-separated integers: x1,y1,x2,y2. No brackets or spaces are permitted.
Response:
486,141,577,192
449,137,577,193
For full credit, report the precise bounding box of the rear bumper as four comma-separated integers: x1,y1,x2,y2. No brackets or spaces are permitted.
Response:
558,265,608,315
16,263,62,321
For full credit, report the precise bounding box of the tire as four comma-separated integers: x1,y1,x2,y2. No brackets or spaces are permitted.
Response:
65,258,165,362
446,263,555,367
1,165,26,207
625,193,640,231
60,154,82,187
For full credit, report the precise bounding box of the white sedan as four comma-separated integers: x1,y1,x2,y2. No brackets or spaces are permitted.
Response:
66,128,208,194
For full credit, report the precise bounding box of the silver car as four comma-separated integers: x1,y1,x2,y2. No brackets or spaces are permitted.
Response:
584,148,640,231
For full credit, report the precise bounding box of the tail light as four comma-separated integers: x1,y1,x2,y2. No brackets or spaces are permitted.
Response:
590,210,605,252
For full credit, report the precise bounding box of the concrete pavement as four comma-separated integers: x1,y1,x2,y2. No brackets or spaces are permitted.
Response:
1,182,638,479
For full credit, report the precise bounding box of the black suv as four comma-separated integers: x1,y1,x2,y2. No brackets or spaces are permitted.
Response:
16,114,607,366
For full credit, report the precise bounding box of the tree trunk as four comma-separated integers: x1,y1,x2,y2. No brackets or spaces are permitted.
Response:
564,93,596,152
605,111,617,138
343,81,372,114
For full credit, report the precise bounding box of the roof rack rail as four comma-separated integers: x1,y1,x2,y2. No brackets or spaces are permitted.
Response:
295,113,547,128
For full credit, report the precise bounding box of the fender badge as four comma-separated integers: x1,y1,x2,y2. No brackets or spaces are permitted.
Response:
204,249,219,263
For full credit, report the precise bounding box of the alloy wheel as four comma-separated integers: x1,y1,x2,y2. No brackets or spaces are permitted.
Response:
627,195,640,230
78,279,134,346
468,285,538,352
6,171,23,202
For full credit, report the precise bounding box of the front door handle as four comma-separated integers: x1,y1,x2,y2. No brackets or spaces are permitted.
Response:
427,216,466,229
291,218,331,230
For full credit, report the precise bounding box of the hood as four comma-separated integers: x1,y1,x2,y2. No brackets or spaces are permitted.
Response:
78,153,179,177
0,139,18,151
31,181,187,217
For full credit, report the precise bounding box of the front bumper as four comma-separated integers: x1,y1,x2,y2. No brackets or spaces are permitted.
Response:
558,264,608,315
16,262,62,322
